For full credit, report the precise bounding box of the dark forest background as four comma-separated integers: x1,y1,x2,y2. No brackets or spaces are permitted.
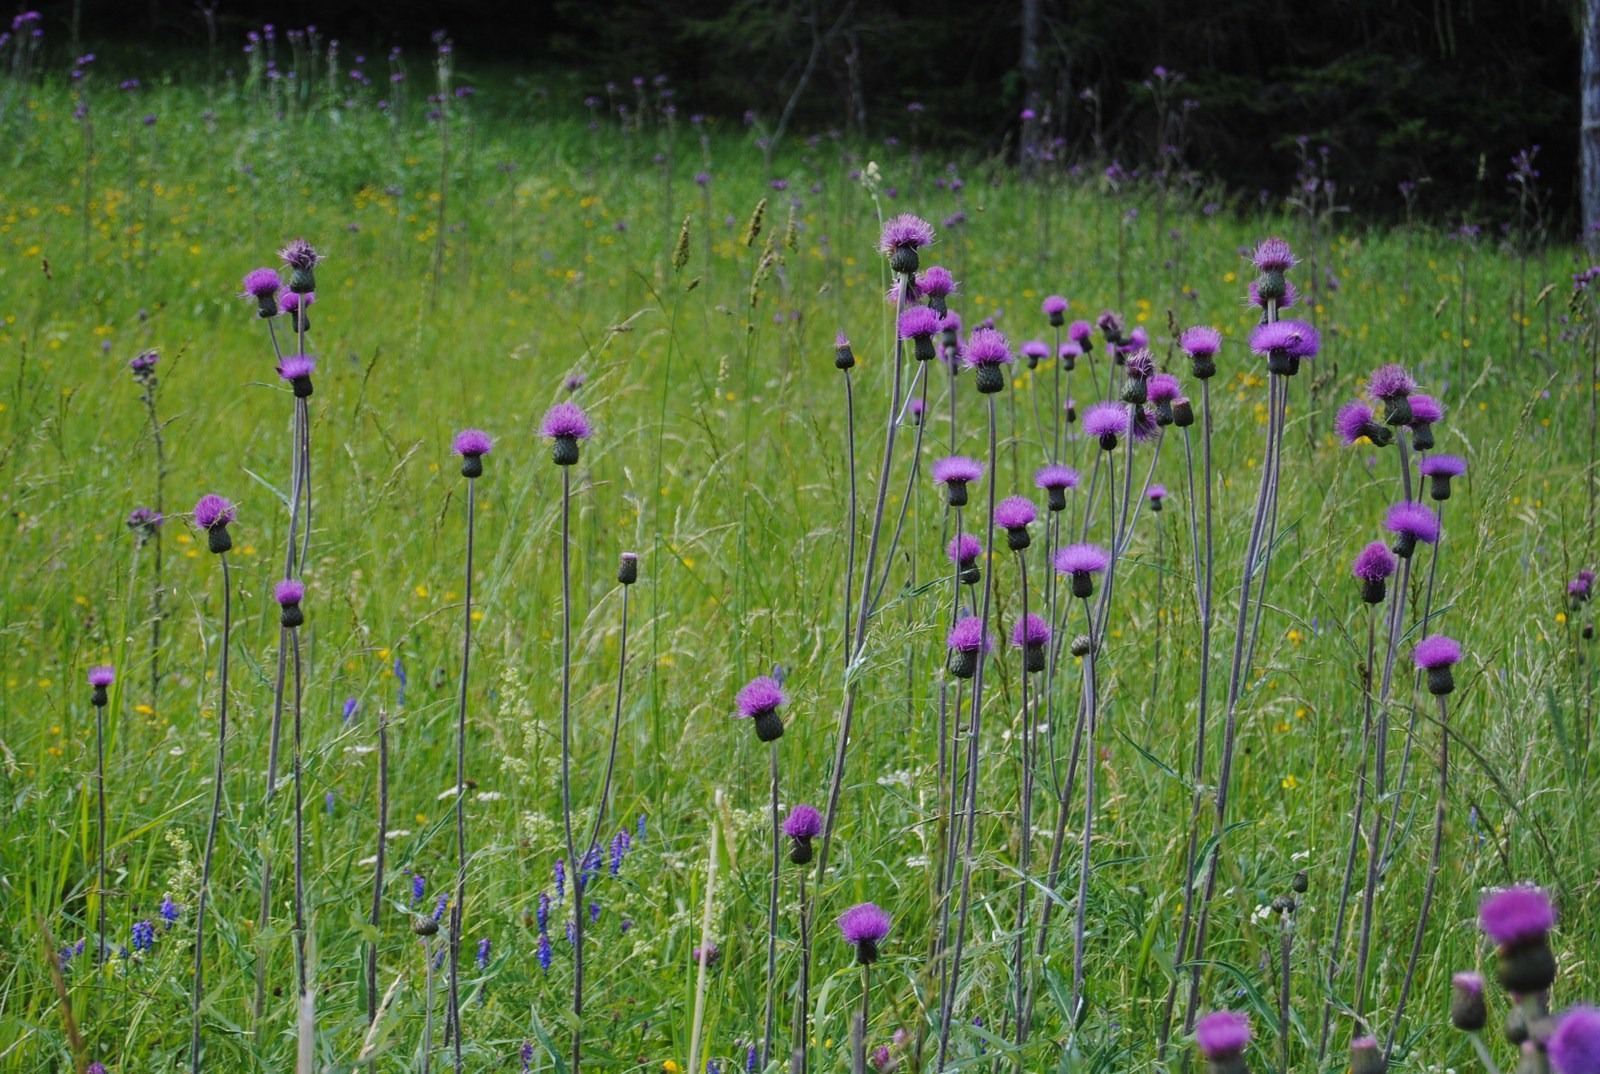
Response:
37,0,1584,228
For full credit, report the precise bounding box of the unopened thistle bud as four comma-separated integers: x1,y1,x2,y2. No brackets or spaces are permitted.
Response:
1450,972,1487,1032
1349,1036,1385,1074
1173,396,1195,427
834,331,856,370
413,914,440,937
618,552,638,586
1069,633,1093,658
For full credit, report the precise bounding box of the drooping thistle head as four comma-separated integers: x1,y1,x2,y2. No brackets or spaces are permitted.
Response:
1408,394,1443,450
1548,1008,1600,1074
878,214,935,275
277,354,316,398
1055,543,1111,599
1384,501,1440,559
1368,363,1418,425
1336,402,1393,447
1042,294,1069,327
281,290,314,333
193,493,236,554
1021,340,1050,369
1178,325,1222,381
962,328,1015,394
1195,1010,1251,1074
1082,402,1130,451
946,616,992,679
1012,613,1051,673
1352,541,1397,605
541,401,593,466
1414,633,1461,695
1419,453,1467,501
241,267,283,318
1449,971,1487,1032
837,902,891,965
948,533,983,585
1479,885,1557,994
88,664,114,707
278,237,321,294
995,495,1037,550
783,804,822,864
898,306,942,362
735,675,787,742
1249,319,1319,376
275,579,306,629
1035,464,1081,512
452,428,493,478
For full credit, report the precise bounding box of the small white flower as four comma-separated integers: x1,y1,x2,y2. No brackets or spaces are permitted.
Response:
437,785,463,801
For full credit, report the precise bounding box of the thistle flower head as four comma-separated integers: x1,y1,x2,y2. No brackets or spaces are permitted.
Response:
241,267,283,298
1130,405,1159,442
877,214,935,256
1013,613,1051,647
1055,543,1110,575
129,350,159,375
127,507,163,535
783,804,822,839
1368,363,1417,400
947,616,993,653
279,238,321,270
88,665,115,687
1148,373,1181,405
1250,237,1297,272
1336,402,1386,446
1068,320,1094,345
1414,633,1461,670
1419,454,1467,478
280,291,313,313
919,266,956,298
453,428,493,458
277,354,315,381
1479,885,1555,946
541,401,593,440
1082,402,1130,439
1035,464,1081,491
1249,319,1319,360
1352,542,1397,581
1384,501,1440,544
995,495,1037,530
948,533,982,565
898,305,941,340
1179,325,1222,357
837,901,891,956
1042,295,1068,315
1195,1010,1251,1059
1148,484,1168,504
1408,394,1443,424
735,676,786,718
1452,970,1484,994
1021,340,1050,363
274,579,305,605
1548,1008,1600,1074
193,494,236,531
962,328,1014,367
1124,350,1156,379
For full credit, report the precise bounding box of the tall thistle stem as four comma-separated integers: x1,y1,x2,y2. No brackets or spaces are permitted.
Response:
367,710,389,1025
448,475,477,1074
764,743,781,1070
190,553,232,1074
558,465,584,1074
1012,554,1034,1050
936,393,998,1071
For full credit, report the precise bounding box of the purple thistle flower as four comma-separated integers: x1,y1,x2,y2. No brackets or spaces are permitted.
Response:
878,214,936,270
919,266,956,300
735,675,785,717
693,942,721,967
1034,465,1081,515
1335,402,1392,447
1384,501,1440,557
995,495,1037,530
1148,373,1181,405
279,237,321,270
1249,320,1319,373
1013,613,1051,648
1147,484,1168,509
948,533,982,568
1250,238,1296,273
1055,543,1110,575
1549,1008,1600,1074
88,665,115,687
1408,394,1443,426
1179,325,1221,357
453,428,492,477
1195,1010,1251,1058
1368,363,1416,401
931,456,982,485
1572,570,1596,601
1420,453,1467,500
1124,350,1156,379
962,327,1014,370
274,579,305,605
1479,885,1555,946
192,493,235,535
241,267,282,300
565,373,587,393
1042,294,1069,318
947,616,993,653
1082,402,1130,449
784,804,823,839
1414,633,1462,668
1068,320,1094,346
1130,404,1160,443
899,306,943,361
1020,340,1050,368
837,901,891,964
277,354,315,385
542,401,592,440
129,350,159,376
908,397,925,423
1352,541,1397,589
280,290,313,315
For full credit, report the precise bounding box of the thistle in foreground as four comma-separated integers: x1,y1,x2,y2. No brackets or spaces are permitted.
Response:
839,903,891,1074
88,665,114,967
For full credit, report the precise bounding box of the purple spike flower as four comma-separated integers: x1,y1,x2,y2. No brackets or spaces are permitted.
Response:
1055,543,1111,599
1195,1010,1251,1059
1082,401,1130,450
537,931,552,973
1335,402,1392,447
735,675,786,741
837,902,891,964
1549,1008,1600,1074
1384,501,1440,558
477,937,492,968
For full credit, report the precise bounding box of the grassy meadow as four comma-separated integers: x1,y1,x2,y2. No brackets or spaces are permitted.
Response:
0,44,1597,1074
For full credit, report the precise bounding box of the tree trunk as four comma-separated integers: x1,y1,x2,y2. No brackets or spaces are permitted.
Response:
1586,0,1600,250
